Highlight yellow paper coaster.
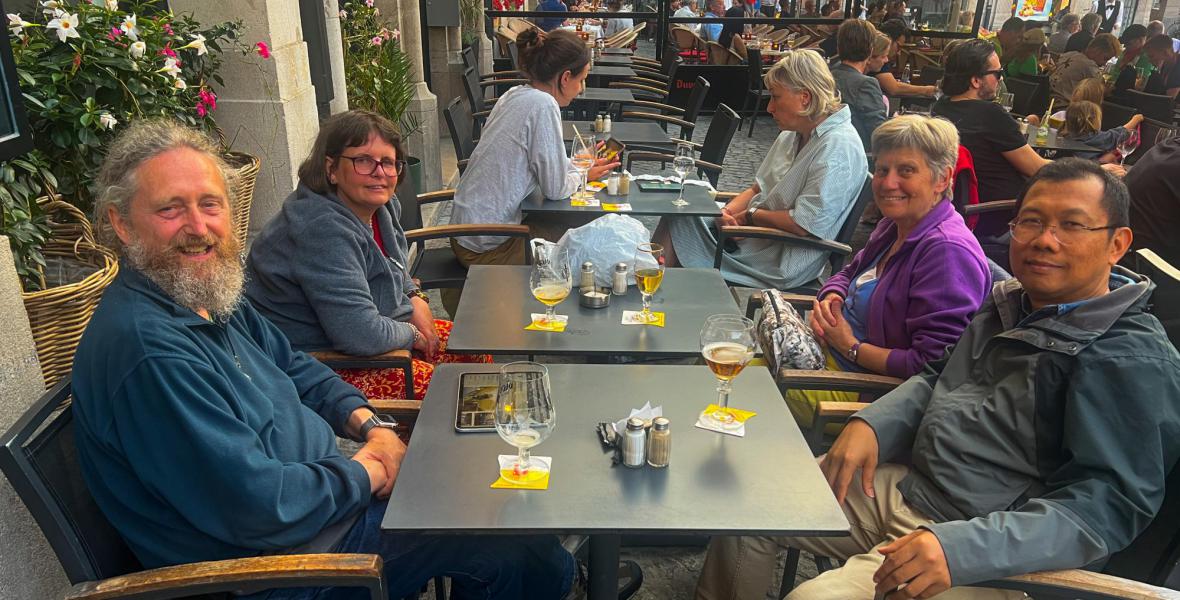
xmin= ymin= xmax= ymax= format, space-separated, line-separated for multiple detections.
xmin=525 ymin=313 xmax=569 ymax=332
xmin=602 ymin=202 xmax=633 ymax=212
xmin=621 ymin=310 xmax=665 ymax=327
xmin=702 ymin=404 xmax=757 ymax=423
xmin=490 ymin=455 xmax=552 ymax=490
xmin=586 ymin=181 xmax=607 ymax=191
xmin=570 ymin=198 xmax=600 ymax=207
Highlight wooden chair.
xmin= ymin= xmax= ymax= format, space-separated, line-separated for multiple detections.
xmin=671 ymin=25 xmax=705 ymax=59
xmin=0 ymin=379 xmax=390 ymax=600
xmin=713 ymin=175 xmax=874 ymax=294
xmin=707 ymin=41 xmax=743 ymax=65
xmin=1127 ymin=90 xmax=1177 ymax=124
xmin=605 ymin=31 xmax=639 ymax=48
xmin=623 ymin=103 xmax=741 ymax=187
xmin=731 ymin=34 xmax=748 ymax=61
xmin=742 ymin=47 xmax=772 ymax=137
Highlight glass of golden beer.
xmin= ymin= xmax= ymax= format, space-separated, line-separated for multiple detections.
xmin=530 ymin=244 xmax=572 ymax=326
xmin=700 ymin=314 xmax=755 ymax=430
xmin=632 ymin=243 xmax=665 ymax=324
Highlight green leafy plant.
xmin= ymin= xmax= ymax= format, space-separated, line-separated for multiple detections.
xmin=459 ymin=0 xmax=486 ymax=47
xmin=2 ymin=0 xmax=262 ymax=290
xmin=339 ymin=0 xmax=418 ymax=135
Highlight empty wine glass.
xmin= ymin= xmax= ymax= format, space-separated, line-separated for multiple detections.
xmin=1157 ymin=127 xmax=1178 ymax=145
xmin=571 ymin=133 xmax=595 ymax=201
xmin=494 ymin=362 xmax=556 ymax=484
xmin=671 ymin=142 xmax=694 ymax=208
xmin=699 ymin=315 xmax=756 ymax=430
xmin=530 ymin=242 xmax=572 ymax=326
xmin=1118 ymin=128 xmax=1141 ymax=166
xmin=998 ymin=92 xmax=1014 ymax=112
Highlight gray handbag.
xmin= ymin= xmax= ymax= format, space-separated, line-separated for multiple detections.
xmin=756 ymin=289 xmax=825 ymax=371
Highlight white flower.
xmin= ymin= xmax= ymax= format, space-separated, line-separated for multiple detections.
xmin=46 ymin=12 xmax=79 ymax=43
xmin=40 ymin=1 xmax=61 ymax=15
xmin=98 ymin=112 xmax=118 ymax=129
xmin=181 ymin=33 xmax=206 ymax=55
xmin=128 ymin=40 xmax=145 ymax=58
xmin=120 ymin=13 xmax=139 ymax=41
xmin=173 ymin=78 xmax=187 ymax=90
xmin=104 ymin=0 xmax=118 ymax=9
xmin=156 ymin=56 xmax=181 ymax=78
xmin=339 ymin=9 xmax=347 ymax=18
xmin=6 ymin=13 xmax=32 ymax=35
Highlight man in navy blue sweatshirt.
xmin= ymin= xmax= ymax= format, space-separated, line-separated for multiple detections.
xmin=71 ymin=119 xmax=574 ymax=600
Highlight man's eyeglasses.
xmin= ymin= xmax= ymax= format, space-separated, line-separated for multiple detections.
xmin=980 ymin=69 xmax=1004 ymax=80
xmin=1008 ymin=217 xmax=1118 ymax=245
xmin=339 ymin=155 xmax=406 ymax=177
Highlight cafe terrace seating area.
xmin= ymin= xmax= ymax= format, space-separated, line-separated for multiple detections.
xmin=1 ymin=1 xmax=1179 ymax=599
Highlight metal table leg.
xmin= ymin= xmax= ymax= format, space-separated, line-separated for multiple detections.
xmin=588 ymin=534 xmax=621 ymax=600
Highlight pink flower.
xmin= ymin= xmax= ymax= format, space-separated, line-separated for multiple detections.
xmin=109 ymin=26 xmax=120 ymax=38
xmin=196 ymin=103 xmax=207 ymax=117
xmin=365 ymin=0 xmax=374 ymax=6
xmin=370 ymin=35 xmax=382 ymax=46
xmin=162 ymin=23 xmax=173 ymax=35
xmin=158 ymin=42 xmax=177 ymax=58
xmin=390 ymin=28 xmax=400 ymax=41
xmin=255 ymin=41 xmax=270 ymax=58
xmin=199 ymin=88 xmax=218 ymax=110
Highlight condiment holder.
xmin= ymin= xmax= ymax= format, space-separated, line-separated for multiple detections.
xmin=579 ymin=286 xmax=612 ymax=309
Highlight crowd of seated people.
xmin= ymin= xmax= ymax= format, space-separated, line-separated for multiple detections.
xmin=57 ymin=7 xmax=1180 ymax=600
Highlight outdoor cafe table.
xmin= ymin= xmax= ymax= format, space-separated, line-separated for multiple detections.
xmin=569 ymin=87 xmax=636 ymax=119
xmin=381 ymin=363 xmax=850 ymax=600
xmin=588 ymin=65 xmax=637 ymax=84
xmin=1026 ymin=129 xmax=1096 ymax=158
xmin=595 ymin=55 xmax=633 ymax=67
xmin=562 ymin=120 xmax=676 ymax=147
xmin=524 ymin=180 xmax=721 ymax=218
xmin=446 ymin=266 xmax=739 ymax=359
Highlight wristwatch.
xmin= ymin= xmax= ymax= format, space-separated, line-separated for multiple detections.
xmin=747 ymin=206 xmax=760 ymax=223
xmin=358 ymin=414 xmax=399 ymax=441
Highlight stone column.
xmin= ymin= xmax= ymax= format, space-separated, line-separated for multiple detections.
xmin=0 ymin=238 xmax=66 ymax=598
xmin=170 ymin=0 xmax=321 ymax=241
xmin=325 ymin=0 xmax=350 ymax=115
xmin=380 ymin=0 xmax=442 ymax=192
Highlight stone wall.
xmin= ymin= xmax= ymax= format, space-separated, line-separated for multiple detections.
xmin=0 ymin=238 xmax=67 ymax=599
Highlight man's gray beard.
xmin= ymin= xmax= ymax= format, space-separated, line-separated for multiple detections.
xmin=124 ymin=236 xmax=245 ymax=321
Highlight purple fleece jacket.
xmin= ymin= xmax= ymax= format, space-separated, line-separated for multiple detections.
xmin=818 ymin=200 xmax=990 ymax=378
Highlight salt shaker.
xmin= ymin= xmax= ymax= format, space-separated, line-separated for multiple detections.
xmin=603 ymin=114 xmax=612 ymax=133
xmin=612 ymin=262 xmax=629 ymax=295
xmin=580 ymin=261 xmax=596 ymax=292
xmin=647 ymin=417 xmax=670 ymax=468
xmin=594 ymin=113 xmax=604 ymax=133
xmin=607 ymin=171 xmax=620 ymax=195
xmin=622 ymin=417 xmax=646 ymax=468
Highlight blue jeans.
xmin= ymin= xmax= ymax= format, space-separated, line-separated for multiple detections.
xmin=252 ymin=501 xmax=575 ymax=600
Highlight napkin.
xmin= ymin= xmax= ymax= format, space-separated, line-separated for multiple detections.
xmin=694 ymin=404 xmax=758 ymax=437
xmin=630 ymin=174 xmax=717 ymax=191
xmin=602 ymin=202 xmax=632 ymax=212
xmin=490 ymin=455 xmax=552 ymax=490
xmin=571 ymin=197 xmax=601 ymax=207
xmin=525 ymin=313 xmax=569 ymax=332
xmin=613 ymin=401 xmax=663 ymax=435
xmin=622 ymin=310 xmax=665 ymax=327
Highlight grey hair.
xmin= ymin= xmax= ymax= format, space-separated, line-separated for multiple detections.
xmin=94 ymin=119 xmax=235 ymax=248
xmin=1059 ymin=12 xmax=1080 ymax=28
xmin=763 ymin=50 xmax=842 ymax=121
xmin=871 ymin=114 xmax=960 ymax=201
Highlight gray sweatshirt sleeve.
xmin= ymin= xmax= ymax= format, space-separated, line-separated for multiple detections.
xmin=292 ymin=214 xmax=417 ymax=355
xmin=855 ymin=77 xmax=887 ymax=149
xmin=926 ymin=354 xmax=1180 ymax=586
xmin=527 ymin=99 xmax=582 ymax=201
xmin=854 ymin=351 xmax=947 ymax=463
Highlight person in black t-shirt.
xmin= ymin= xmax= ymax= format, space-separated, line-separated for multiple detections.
xmin=1143 ymin=34 xmax=1180 ymax=98
xmin=931 ymin=40 xmax=1050 ymax=206
xmin=1065 ymin=12 xmax=1102 ymax=52
xmin=1126 ymin=135 xmax=1180 ymax=265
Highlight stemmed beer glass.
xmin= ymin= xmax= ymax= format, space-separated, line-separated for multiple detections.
xmin=671 ymin=142 xmax=694 ymax=208
xmin=530 ymin=243 xmax=572 ymax=326
xmin=571 ymin=133 xmax=595 ymax=201
xmin=699 ymin=315 xmax=756 ymax=430
xmin=494 ymin=362 xmax=556 ymax=483
xmin=633 ymin=243 xmax=665 ymax=324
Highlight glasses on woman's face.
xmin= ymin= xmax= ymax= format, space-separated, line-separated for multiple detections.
xmin=339 ymin=155 xmax=406 ymax=177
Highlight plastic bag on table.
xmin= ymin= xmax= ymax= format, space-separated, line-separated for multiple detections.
xmin=556 ymin=214 xmax=651 ymax=288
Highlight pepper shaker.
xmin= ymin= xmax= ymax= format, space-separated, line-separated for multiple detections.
xmin=612 ymin=262 xmax=629 ymax=295
xmin=647 ymin=417 xmax=671 ymax=468
xmin=622 ymin=417 xmax=646 ymax=468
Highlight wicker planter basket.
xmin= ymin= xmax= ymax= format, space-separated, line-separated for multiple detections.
xmin=224 ymin=151 xmax=261 ymax=243
xmin=20 ymin=199 xmax=119 ymax=388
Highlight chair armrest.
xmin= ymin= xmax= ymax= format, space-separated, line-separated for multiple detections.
xmin=962 ymin=199 xmax=1017 ymax=217
xmin=777 ymin=369 xmax=904 ymax=393
xmin=715 ymin=191 xmax=741 ymax=200
xmin=66 ymin=554 xmax=384 ymax=600
xmin=479 ymin=78 xmax=528 ymax=88
xmin=985 ymin=569 xmax=1180 ymax=600
xmin=816 ymin=401 xmax=873 ymax=419
xmin=630 ymin=68 xmax=669 ymax=81
xmin=623 ymin=99 xmax=685 ymax=115
xmin=473 ymin=109 xmax=492 ymax=119
xmin=308 ymin=349 xmax=411 ymax=368
xmin=479 ymin=70 xmax=521 ymax=80
xmin=622 ymin=76 xmax=667 ymax=88
xmin=609 ymin=81 xmax=668 ymax=97
xmin=620 ymin=111 xmax=695 ymax=131
xmin=745 ymin=292 xmax=815 ymax=319
xmin=417 ymin=189 xmax=456 ymax=205
xmin=405 ymin=223 xmax=531 ymax=245
xmin=718 ymin=226 xmax=852 ymax=255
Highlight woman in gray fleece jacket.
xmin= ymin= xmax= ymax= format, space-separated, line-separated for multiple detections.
xmin=245 ymin=110 xmax=488 ymax=400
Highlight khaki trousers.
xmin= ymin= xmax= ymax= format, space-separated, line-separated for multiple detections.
xmin=442 ymin=236 xmax=528 ymax=318
xmin=695 ymin=464 xmax=1027 ymax=600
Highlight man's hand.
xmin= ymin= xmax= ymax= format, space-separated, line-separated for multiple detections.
xmin=1101 ymin=162 xmax=1127 ymax=178
xmin=819 ymin=419 xmax=879 ymax=505
xmin=353 ymin=429 xmax=406 ymax=499
xmin=408 ymin=296 xmax=440 ymax=356
xmin=874 ymin=530 xmax=952 ymax=599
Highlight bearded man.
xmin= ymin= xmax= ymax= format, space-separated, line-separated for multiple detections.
xmin=70 ymin=120 xmax=575 ymax=600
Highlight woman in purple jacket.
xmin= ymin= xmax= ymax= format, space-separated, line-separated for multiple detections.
xmin=789 ymin=114 xmax=991 ymax=428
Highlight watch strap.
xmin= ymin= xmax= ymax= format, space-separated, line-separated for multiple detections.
xmin=358 ymin=414 xmax=398 ymax=441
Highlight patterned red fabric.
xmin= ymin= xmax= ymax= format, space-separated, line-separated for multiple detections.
xmin=954 ymin=144 xmax=981 ymax=230
xmin=336 ymin=320 xmax=491 ymax=400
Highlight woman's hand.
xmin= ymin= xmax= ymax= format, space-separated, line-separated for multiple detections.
xmin=587 ymin=154 xmax=621 ymax=182
xmin=813 ymin=292 xmax=844 ymax=330
xmin=408 ymin=296 xmax=440 ymax=356
xmin=1126 ymin=114 xmax=1145 ymax=129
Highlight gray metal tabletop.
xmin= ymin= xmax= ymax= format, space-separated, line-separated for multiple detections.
xmin=562 ymin=121 xmax=676 ymax=146
xmin=523 ymin=181 xmax=721 ymax=217
xmin=588 ymin=65 xmax=636 ymax=78
xmin=447 ymin=266 xmax=739 ymax=357
xmin=595 ymin=55 xmax=633 ymax=66
xmin=1026 ymin=129 xmax=1096 ymax=156
xmin=571 ymin=87 xmax=636 ymax=103
xmin=380 ymin=363 xmax=849 ymax=599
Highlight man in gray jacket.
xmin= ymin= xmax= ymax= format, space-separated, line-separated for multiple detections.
xmin=696 ymin=158 xmax=1180 ymax=599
